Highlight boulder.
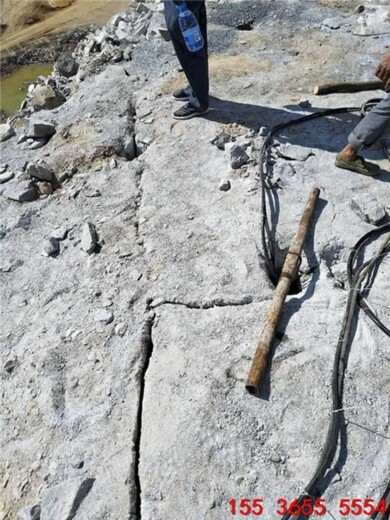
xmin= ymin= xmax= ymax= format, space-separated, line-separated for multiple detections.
xmin=55 ymin=53 xmax=79 ymax=78
xmin=31 ymin=85 xmax=66 ymax=111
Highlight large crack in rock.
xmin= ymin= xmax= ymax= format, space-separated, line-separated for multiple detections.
xmin=129 ymin=314 xmax=156 ymax=520
xmin=139 ymin=288 xmax=389 ymax=520
xmin=0 ymin=1 xmax=389 ymax=518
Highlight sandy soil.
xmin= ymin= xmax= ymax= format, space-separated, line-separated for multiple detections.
xmin=0 ymin=0 xmax=132 ymax=53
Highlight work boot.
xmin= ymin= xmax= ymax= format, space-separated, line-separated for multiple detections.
xmin=172 ymin=103 xmax=210 ymax=120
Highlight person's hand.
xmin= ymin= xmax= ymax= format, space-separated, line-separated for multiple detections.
xmin=375 ymin=52 xmax=390 ymax=92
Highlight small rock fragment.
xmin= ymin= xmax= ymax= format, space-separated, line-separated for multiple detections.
xmin=17 ymin=133 xmax=28 ymax=144
xmin=211 ymin=131 xmax=233 ymax=151
xmin=321 ymin=18 xmax=341 ymax=30
xmin=4 ymin=181 xmax=38 ymax=202
xmin=27 ymin=121 xmax=56 ymax=138
xmin=29 ymin=137 xmax=49 ymax=150
xmin=42 ymin=237 xmax=60 ymax=257
xmin=226 ymin=143 xmax=250 ymax=169
xmin=40 ymin=478 xmax=94 ymax=520
xmin=18 ymin=504 xmax=41 ymax=520
xmin=27 ymin=161 xmax=54 ymax=182
xmin=51 ymin=225 xmax=69 ymax=241
xmin=219 ymin=179 xmax=231 ymax=192
xmin=109 ymin=158 xmax=117 ymax=169
xmin=298 ymin=99 xmax=311 ymax=108
xmin=81 ymin=222 xmax=98 ymax=254
xmin=36 ymin=181 xmax=53 ymax=196
xmin=122 ymin=135 xmax=136 ymax=160
xmin=330 ymin=261 xmax=348 ymax=289
xmin=55 ymin=53 xmax=79 ymax=78
xmin=259 ymin=126 xmax=268 ymax=137
xmin=351 ymin=193 xmax=386 ymax=225
xmin=115 ymin=323 xmax=127 ymax=336
xmin=0 ymin=171 xmax=14 ymax=184
xmin=4 ymin=358 xmax=16 ymax=373
xmin=95 ymin=309 xmax=114 ymax=325
xmin=0 ymin=123 xmax=15 ymax=142
xmin=158 ymin=27 xmax=171 ymax=41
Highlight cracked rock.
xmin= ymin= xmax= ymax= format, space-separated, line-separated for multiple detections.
xmin=351 ymin=193 xmax=386 ymax=225
xmin=41 ymin=478 xmax=95 ymax=520
xmin=18 ymin=504 xmax=41 ymax=520
xmin=0 ymin=124 xmax=15 ymax=142
xmin=277 ymin=143 xmax=313 ymax=161
xmin=226 ymin=142 xmax=250 ymax=169
xmin=3 ymin=181 xmax=38 ymax=202
xmin=81 ymin=222 xmax=99 ymax=254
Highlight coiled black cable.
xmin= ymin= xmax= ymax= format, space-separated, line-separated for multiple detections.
xmin=258 ymin=101 xmax=390 ymax=520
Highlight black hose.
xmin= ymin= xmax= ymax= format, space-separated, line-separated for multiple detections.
xmin=257 ymin=101 xmax=390 ymax=519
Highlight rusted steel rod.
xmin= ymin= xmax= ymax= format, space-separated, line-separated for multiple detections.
xmin=246 ymin=187 xmax=320 ymax=395
xmin=314 ymin=80 xmax=384 ymax=95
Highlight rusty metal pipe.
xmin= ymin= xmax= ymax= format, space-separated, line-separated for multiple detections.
xmin=314 ymin=80 xmax=383 ymax=95
xmin=246 ymin=187 xmax=320 ymax=395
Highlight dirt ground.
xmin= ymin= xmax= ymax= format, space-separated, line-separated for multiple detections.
xmin=0 ymin=0 xmax=132 ymax=53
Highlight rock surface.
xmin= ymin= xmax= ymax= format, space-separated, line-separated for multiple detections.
xmin=0 ymin=2 xmax=389 ymax=520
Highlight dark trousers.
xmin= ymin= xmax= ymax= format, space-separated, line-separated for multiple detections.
xmin=164 ymin=0 xmax=209 ymax=109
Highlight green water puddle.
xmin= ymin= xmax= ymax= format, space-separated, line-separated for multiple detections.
xmin=0 ymin=63 xmax=53 ymax=119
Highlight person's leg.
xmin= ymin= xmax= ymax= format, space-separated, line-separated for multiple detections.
xmin=336 ymin=94 xmax=390 ymax=175
xmin=164 ymin=0 xmax=209 ymax=110
xmin=339 ymin=94 xmax=390 ymax=160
